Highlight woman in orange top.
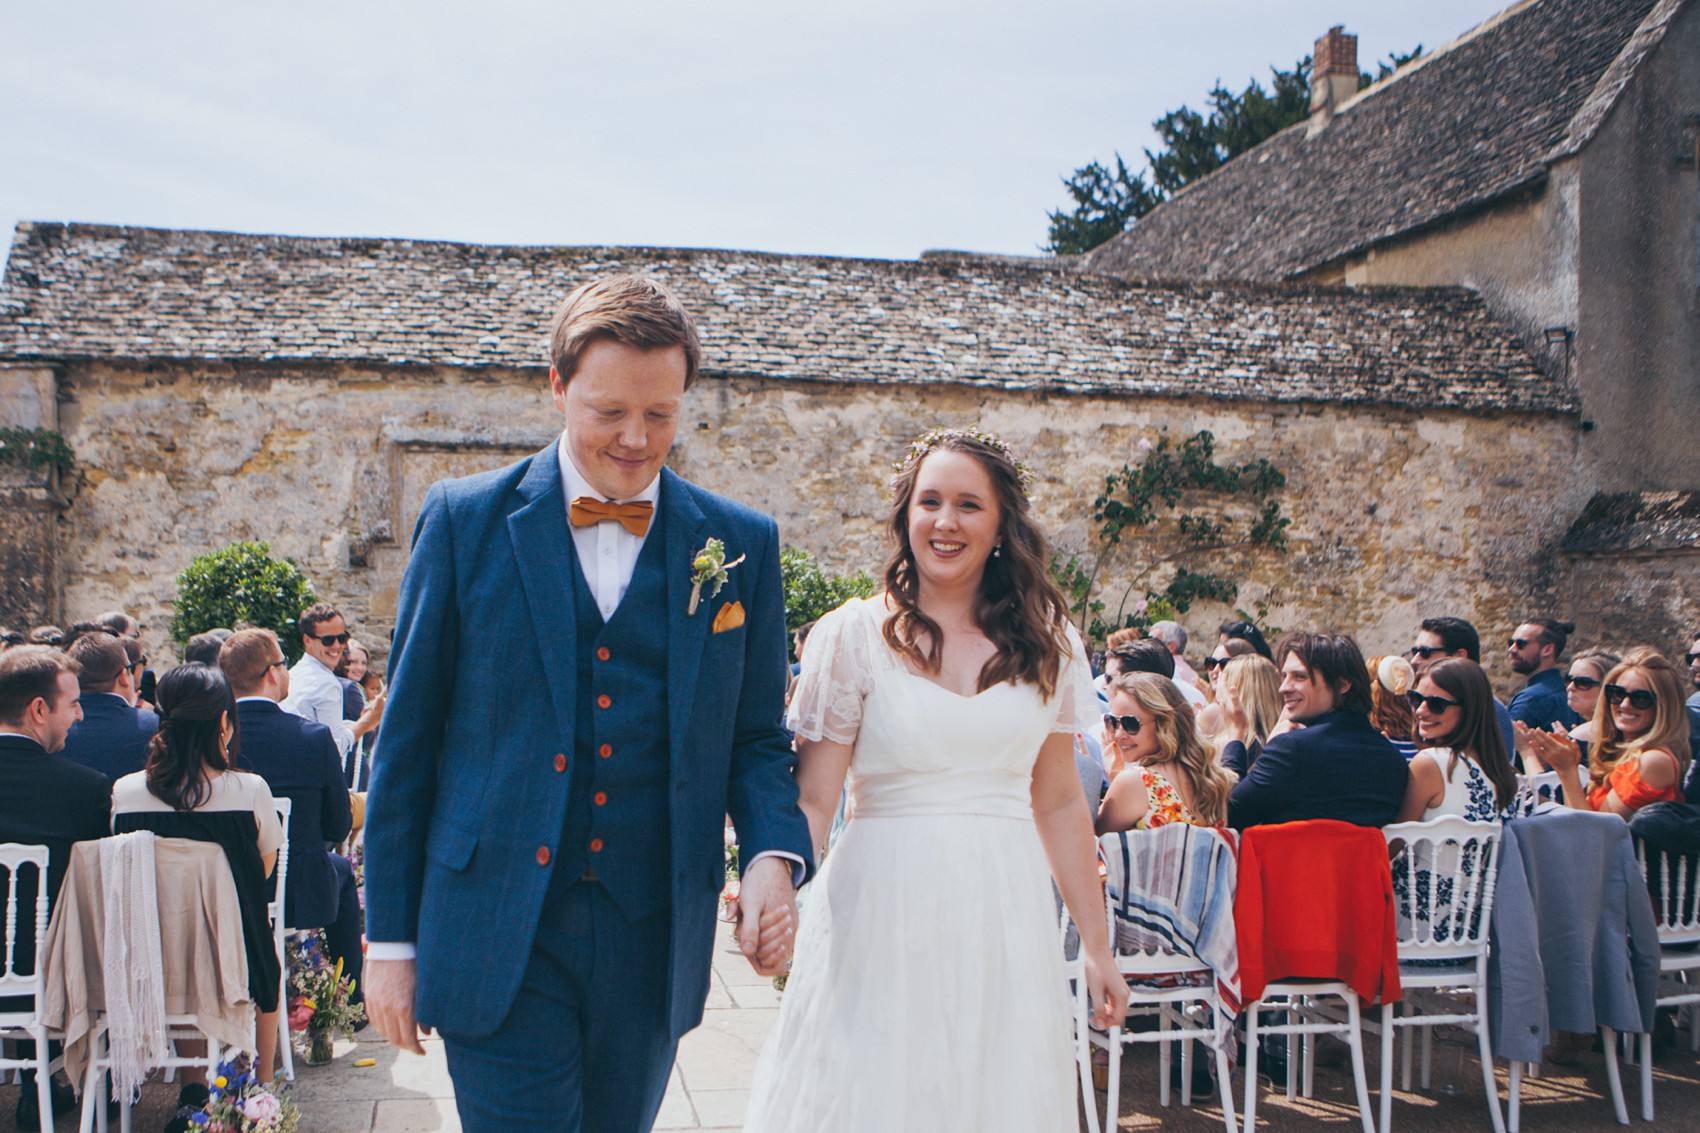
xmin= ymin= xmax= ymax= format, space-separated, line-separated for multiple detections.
xmin=1528 ymin=647 xmax=1691 ymax=817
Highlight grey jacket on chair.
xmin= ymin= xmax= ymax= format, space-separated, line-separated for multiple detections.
xmin=1488 ymin=807 xmax=1659 ymax=1063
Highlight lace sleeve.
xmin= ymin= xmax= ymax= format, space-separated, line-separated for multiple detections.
xmin=1050 ymin=624 xmax=1103 ymax=736
xmin=786 ymin=599 xmax=874 ymax=745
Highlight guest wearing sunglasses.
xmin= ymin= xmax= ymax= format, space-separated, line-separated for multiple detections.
xmin=1409 ymin=616 xmax=1517 ymax=766
xmin=1095 ymin=672 xmax=1234 ymax=833
xmin=1396 ymin=659 xmax=1517 ymax=823
xmin=1526 ymin=648 xmax=1690 ymax=818
xmin=280 ymin=603 xmax=384 ymax=778
xmin=1507 ymin=617 xmax=1581 ymax=734
xmin=1685 ymin=632 xmax=1700 ymax=711
xmin=1562 ymin=650 xmax=1619 ymax=749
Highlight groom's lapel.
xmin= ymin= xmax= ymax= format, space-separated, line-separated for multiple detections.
xmin=507 ymin=441 xmax=580 ymax=745
xmin=663 ymin=468 xmax=710 ymax=772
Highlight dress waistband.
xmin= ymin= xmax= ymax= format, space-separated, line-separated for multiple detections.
xmin=851 ymin=769 xmax=1033 ymax=820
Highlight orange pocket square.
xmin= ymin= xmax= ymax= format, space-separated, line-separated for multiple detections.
xmin=711 ymin=601 xmax=746 ymax=634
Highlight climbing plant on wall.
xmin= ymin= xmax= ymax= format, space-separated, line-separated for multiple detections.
xmin=1051 ymin=429 xmax=1291 ymax=647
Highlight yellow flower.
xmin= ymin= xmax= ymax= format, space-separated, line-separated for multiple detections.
xmin=215 ymin=1076 xmax=228 ymax=1088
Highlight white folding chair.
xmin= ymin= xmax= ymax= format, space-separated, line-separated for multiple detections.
xmin=1630 ymin=843 xmax=1700 ymax=1120
xmin=1511 ymin=771 xmax=1562 ymax=816
xmin=1093 ymin=829 xmax=1238 ymax=1133
xmin=1060 ymin=899 xmax=1102 ymax=1133
xmin=269 ymin=798 xmax=294 ymax=1081
xmin=1374 ymin=817 xmax=1506 ymax=1133
xmin=0 ymin=844 xmax=56 ymax=1127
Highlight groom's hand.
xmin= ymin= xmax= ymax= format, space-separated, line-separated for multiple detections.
xmin=736 ymin=856 xmax=797 ymax=977
xmin=366 ymin=957 xmax=432 ymax=1055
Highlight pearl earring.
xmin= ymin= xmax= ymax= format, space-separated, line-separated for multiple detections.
xmin=992 ymin=545 xmax=1002 ymax=558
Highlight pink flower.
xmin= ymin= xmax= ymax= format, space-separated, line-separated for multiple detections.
xmin=240 ymin=1092 xmax=281 ymax=1123
xmin=287 ymin=999 xmax=314 ymax=1032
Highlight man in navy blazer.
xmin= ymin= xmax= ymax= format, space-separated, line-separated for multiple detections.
xmin=1226 ymin=631 xmax=1409 ymax=829
xmin=59 ymin=632 xmax=158 ymax=781
xmin=363 ymin=276 xmax=814 ymax=1133
xmin=218 ymin=628 xmax=362 ymax=998
xmin=0 ymin=647 xmax=110 ymax=1131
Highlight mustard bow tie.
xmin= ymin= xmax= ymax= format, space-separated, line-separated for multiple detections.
xmin=570 ymin=496 xmax=654 ymax=537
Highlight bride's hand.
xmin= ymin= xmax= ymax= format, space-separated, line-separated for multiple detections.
xmin=1083 ymin=948 xmax=1130 ymax=1029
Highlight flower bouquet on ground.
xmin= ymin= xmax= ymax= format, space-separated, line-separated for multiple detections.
xmin=183 ymin=1054 xmax=299 ymax=1133
xmin=285 ymin=930 xmax=364 ymax=1065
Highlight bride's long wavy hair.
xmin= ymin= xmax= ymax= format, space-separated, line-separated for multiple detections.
xmin=882 ymin=432 xmax=1072 ymax=698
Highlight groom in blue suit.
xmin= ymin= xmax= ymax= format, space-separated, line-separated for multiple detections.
xmin=363 ymin=275 xmax=814 ymax=1133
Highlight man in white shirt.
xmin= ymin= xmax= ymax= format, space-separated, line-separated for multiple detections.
xmin=281 ymin=604 xmax=383 ymax=776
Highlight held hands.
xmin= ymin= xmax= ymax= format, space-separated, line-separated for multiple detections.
xmin=365 ymin=957 xmax=431 ymax=1055
xmin=733 ymin=856 xmax=797 ymax=977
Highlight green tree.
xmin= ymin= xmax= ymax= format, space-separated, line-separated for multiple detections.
xmin=1050 ymin=430 xmax=1291 ymax=647
xmin=781 ymin=547 xmax=877 ymax=660
xmin=171 ymin=542 xmax=319 ymax=663
xmin=1046 ymin=45 xmax=1422 ymax=255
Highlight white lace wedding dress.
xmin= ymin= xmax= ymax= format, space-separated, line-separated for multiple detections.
xmin=744 ymin=597 xmax=1097 ymax=1132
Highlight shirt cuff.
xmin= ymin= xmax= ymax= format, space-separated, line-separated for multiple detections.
xmin=745 ymin=850 xmax=806 ymax=888
xmin=365 ymin=941 xmax=417 ymax=961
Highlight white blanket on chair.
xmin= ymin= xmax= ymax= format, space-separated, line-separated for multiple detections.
xmin=100 ymin=831 xmax=167 ymax=1100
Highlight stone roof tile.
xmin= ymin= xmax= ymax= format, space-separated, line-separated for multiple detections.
xmin=1083 ymin=0 xmax=1673 ymax=282
xmin=0 ymin=222 xmax=1571 ymax=413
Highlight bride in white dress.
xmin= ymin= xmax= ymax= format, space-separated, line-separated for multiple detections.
xmin=744 ymin=427 xmax=1128 ymax=1132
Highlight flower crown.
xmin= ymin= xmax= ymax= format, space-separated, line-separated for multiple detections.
xmin=890 ymin=424 xmax=1035 ymax=499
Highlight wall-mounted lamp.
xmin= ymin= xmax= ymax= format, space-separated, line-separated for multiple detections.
xmin=1543 ymin=326 xmax=1573 ymax=346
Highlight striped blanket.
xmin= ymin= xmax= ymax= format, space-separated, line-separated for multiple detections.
xmin=1101 ymin=823 xmax=1242 ymax=1051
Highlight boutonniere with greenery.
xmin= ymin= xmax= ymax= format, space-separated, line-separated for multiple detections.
xmin=688 ymin=538 xmax=745 ymax=616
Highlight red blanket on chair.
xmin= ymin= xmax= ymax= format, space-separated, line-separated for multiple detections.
xmin=1234 ymin=819 xmax=1401 ymax=1005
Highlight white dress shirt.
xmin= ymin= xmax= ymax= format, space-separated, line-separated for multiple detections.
xmin=280 ymin=652 xmax=355 ymax=759
xmin=559 ymin=439 xmax=661 ymax=620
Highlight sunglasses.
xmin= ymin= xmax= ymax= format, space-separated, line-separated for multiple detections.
xmin=311 ymin=632 xmax=351 ymax=646
xmin=1508 ymin=638 xmax=1535 ymax=650
xmin=1203 ymin=656 xmax=1228 ymax=671
xmin=1407 ymin=691 xmax=1463 ymax=714
xmin=1102 ymin=713 xmax=1144 ymax=735
xmin=269 ymin=658 xmax=288 ymax=671
xmin=1408 ymin=645 xmax=1449 ymax=659
xmin=1565 ymin=674 xmax=1601 ymax=690
xmin=1604 ymin=684 xmax=1657 ymax=711
xmin=1686 ymin=652 xmax=1699 ymax=667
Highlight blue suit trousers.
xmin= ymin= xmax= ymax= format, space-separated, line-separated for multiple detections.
xmin=439 ymin=881 xmax=677 ymax=1133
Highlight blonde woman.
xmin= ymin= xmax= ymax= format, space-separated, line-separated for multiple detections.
xmin=1096 ymin=672 xmax=1235 ymax=831
xmin=1215 ymin=653 xmax=1282 ymax=778
xmin=1527 ymin=648 xmax=1690 ymax=817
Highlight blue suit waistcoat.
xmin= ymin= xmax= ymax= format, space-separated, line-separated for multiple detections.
xmin=363 ymin=442 xmax=814 ymax=1040
xmin=552 ymin=502 xmax=673 ymax=919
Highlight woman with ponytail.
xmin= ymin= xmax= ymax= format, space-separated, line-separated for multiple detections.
xmin=110 ymin=664 xmax=285 ymax=1081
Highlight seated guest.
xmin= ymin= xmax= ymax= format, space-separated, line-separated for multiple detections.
xmin=1194 ymin=637 xmax=1255 ymax=742
xmin=1397 ymin=659 xmax=1517 ymax=823
xmin=1560 ymin=650 xmax=1620 ymax=753
xmin=1096 ymin=672 xmax=1233 ymax=832
xmin=1226 ymin=631 xmax=1408 ymax=830
xmin=1219 ymin=619 xmax=1273 ymax=661
xmin=1106 ymin=637 xmax=1206 ymax=708
xmin=281 ymin=604 xmax=383 ymax=783
xmin=219 ymin=628 xmax=363 ymax=1003
xmin=0 ymin=647 xmax=110 ymax=1131
xmin=111 ymin=665 xmax=284 ymax=1082
xmin=1214 ymin=652 xmax=1281 ymax=776
xmin=183 ymin=628 xmax=234 ymax=666
xmin=27 ymin=626 xmax=64 ymax=647
xmin=1507 ymin=617 xmax=1582 ymax=733
xmin=58 ymin=632 xmax=158 ymax=781
xmin=1410 ymin=615 xmax=1516 ymax=763
xmin=1148 ymin=620 xmax=1201 ymax=687
xmin=1367 ymin=655 xmax=1419 ymax=760
xmin=1529 ymin=648 xmax=1690 ymax=819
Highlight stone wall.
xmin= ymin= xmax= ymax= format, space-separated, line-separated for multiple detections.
xmin=44 ymin=359 xmax=1613 ymax=695
xmin=0 ymin=363 xmax=68 ymax=629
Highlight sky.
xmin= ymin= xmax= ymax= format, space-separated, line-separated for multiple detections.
xmin=1 ymin=1 xmax=1514 ymax=263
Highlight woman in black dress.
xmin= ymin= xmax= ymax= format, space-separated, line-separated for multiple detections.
xmin=111 ymin=664 xmax=284 ymax=1081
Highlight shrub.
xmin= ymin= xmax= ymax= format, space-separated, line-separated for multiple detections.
xmin=781 ymin=547 xmax=877 ymax=660
xmin=172 ymin=542 xmax=318 ymax=663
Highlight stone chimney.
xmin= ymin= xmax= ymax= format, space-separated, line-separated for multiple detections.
xmin=1308 ymin=25 xmax=1359 ymax=133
